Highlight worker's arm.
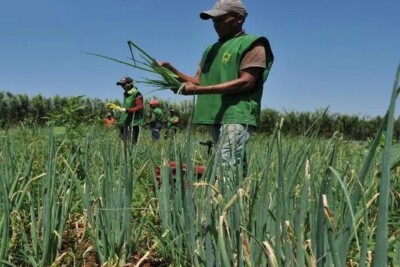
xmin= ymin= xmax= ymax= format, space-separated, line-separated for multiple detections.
xmin=182 ymin=40 xmax=270 ymax=95
xmin=125 ymin=95 xmax=144 ymax=113
xmin=158 ymin=62 xmax=200 ymax=85
xmin=183 ymin=67 xmax=263 ymax=95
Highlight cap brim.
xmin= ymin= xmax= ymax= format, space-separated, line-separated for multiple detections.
xmin=200 ymin=9 xmax=228 ymax=20
xmin=117 ymin=81 xmax=133 ymax=85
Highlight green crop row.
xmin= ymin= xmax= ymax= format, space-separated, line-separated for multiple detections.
xmin=0 ymin=65 xmax=399 ymax=266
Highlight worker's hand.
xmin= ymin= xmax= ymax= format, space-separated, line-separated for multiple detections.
xmin=181 ymin=82 xmax=198 ymax=95
xmin=113 ymin=106 xmax=126 ymax=112
xmin=158 ymin=61 xmax=176 ymax=73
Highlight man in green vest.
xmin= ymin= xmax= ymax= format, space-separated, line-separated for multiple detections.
xmin=159 ymin=0 xmax=273 ymax=176
xmin=147 ymin=99 xmax=164 ymax=141
xmin=115 ymin=76 xmax=144 ymax=143
xmin=165 ymin=108 xmax=182 ymax=139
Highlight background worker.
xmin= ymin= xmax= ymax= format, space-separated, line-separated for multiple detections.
xmin=147 ymin=99 xmax=164 ymax=141
xmin=103 ymin=112 xmax=116 ymax=128
xmin=165 ymin=108 xmax=181 ymax=139
xmin=159 ymin=0 xmax=274 ymax=176
xmin=114 ymin=76 xmax=144 ymax=143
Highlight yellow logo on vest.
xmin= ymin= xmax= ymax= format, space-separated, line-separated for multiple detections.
xmin=222 ymin=52 xmax=232 ymax=64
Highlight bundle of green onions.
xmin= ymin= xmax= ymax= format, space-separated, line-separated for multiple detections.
xmin=86 ymin=41 xmax=184 ymax=94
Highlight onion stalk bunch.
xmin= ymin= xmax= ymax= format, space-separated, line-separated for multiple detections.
xmin=86 ymin=41 xmax=184 ymax=94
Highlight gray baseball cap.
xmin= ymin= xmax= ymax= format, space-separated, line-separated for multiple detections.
xmin=116 ymin=76 xmax=133 ymax=86
xmin=200 ymin=0 xmax=247 ymax=20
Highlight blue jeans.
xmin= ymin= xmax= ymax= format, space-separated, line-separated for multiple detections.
xmin=152 ymin=121 xmax=163 ymax=141
xmin=208 ymin=124 xmax=252 ymax=176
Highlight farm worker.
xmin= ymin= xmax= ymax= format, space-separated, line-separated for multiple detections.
xmin=165 ymin=109 xmax=181 ymax=139
xmin=147 ymin=99 xmax=164 ymax=141
xmin=103 ymin=113 xmax=116 ymax=128
xmin=108 ymin=76 xmax=144 ymax=143
xmin=158 ymin=0 xmax=274 ymax=177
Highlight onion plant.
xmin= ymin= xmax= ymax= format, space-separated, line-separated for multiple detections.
xmin=0 ymin=61 xmax=399 ymax=266
xmin=73 ymin=134 xmax=147 ymax=266
xmin=372 ymin=64 xmax=400 ymax=266
xmin=149 ymin=64 xmax=400 ymax=266
xmin=0 ymin=130 xmax=75 ymax=266
xmin=86 ymin=41 xmax=183 ymax=94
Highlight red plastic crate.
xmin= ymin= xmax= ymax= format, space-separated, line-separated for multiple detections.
xmin=154 ymin=161 xmax=206 ymax=190
xmin=155 ymin=161 xmax=206 ymax=179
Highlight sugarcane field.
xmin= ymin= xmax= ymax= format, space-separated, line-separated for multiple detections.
xmin=2 ymin=1 xmax=400 ymax=266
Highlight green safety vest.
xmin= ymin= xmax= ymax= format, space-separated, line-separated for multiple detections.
xmin=118 ymin=91 xmax=144 ymax=126
xmin=193 ymin=34 xmax=273 ymax=127
xmin=152 ymin=107 xmax=164 ymax=122
xmin=167 ymin=115 xmax=180 ymax=130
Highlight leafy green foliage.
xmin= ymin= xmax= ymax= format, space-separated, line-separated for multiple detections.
xmin=2 ymin=90 xmax=400 ymax=141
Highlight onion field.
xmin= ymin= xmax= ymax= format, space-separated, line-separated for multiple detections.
xmin=0 ymin=110 xmax=400 ymax=267
xmin=0 ymin=67 xmax=399 ymax=266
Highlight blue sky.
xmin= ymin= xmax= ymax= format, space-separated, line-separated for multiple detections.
xmin=1 ymin=0 xmax=399 ymax=118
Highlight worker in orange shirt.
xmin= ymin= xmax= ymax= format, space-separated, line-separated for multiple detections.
xmin=103 ymin=113 xmax=116 ymax=128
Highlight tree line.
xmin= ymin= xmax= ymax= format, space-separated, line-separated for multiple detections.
xmin=0 ymin=91 xmax=397 ymax=141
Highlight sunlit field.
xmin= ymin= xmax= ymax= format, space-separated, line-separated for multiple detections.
xmin=0 ymin=65 xmax=399 ymax=267
xmin=1 ymin=109 xmax=400 ymax=267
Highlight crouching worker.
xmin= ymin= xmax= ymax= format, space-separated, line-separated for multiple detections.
xmin=165 ymin=109 xmax=181 ymax=139
xmin=103 ymin=113 xmax=116 ymax=128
